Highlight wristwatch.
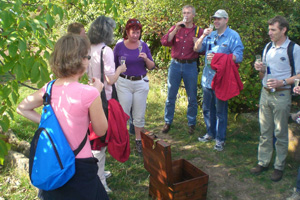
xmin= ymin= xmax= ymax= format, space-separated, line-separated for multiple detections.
xmin=283 ymin=79 xmax=287 ymax=86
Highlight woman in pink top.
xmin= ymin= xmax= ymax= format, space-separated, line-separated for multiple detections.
xmin=17 ymin=34 xmax=109 ymax=200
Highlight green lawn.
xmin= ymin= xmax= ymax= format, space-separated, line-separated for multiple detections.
xmin=1 ymin=70 xmax=299 ymax=199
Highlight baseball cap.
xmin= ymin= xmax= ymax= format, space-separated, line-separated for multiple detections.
xmin=212 ymin=9 xmax=228 ymax=18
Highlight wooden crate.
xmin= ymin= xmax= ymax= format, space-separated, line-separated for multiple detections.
xmin=141 ymin=132 xmax=209 ymax=200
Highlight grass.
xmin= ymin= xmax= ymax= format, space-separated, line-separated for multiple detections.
xmin=1 ymin=70 xmax=300 ymax=199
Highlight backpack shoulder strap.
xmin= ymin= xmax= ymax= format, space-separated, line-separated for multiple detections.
xmin=262 ymin=42 xmax=272 ymax=63
xmin=195 ymin=26 xmax=201 ymax=38
xmin=43 ymin=80 xmax=56 ymax=106
xmin=43 ymin=79 xmax=88 ymax=156
xmin=288 ymin=41 xmax=295 ymax=76
xmin=266 ymin=42 xmax=272 ymax=54
xmin=73 ymin=133 xmax=88 ymax=156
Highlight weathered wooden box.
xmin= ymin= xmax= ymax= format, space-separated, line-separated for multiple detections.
xmin=141 ymin=132 xmax=209 ymax=200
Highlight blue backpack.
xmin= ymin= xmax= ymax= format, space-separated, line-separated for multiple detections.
xmin=29 ymin=80 xmax=87 ymax=191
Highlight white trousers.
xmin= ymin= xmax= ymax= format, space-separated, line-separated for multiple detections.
xmin=92 ymin=147 xmax=107 ymax=186
xmin=116 ymin=76 xmax=149 ymax=127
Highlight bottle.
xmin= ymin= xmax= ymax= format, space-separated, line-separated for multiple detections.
xmin=267 ymin=66 xmax=276 ymax=92
xmin=207 ymin=43 xmax=213 ymax=65
xmin=180 ymin=17 xmax=187 ymax=28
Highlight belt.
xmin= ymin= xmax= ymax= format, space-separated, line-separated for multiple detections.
xmin=174 ymin=58 xmax=198 ymax=64
xmin=120 ymin=74 xmax=146 ymax=81
xmin=263 ymin=87 xmax=290 ymax=93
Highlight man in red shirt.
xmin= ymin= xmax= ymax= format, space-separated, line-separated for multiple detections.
xmin=161 ymin=5 xmax=203 ymax=134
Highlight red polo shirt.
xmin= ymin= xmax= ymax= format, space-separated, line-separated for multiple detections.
xmin=161 ymin=24 xmax=203 ymax=60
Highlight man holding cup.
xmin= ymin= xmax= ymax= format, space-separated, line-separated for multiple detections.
xmin=251 ymin=16 xmax=300 ymax=182
xmin=194 ymin=9 xmax=244 ymax=151
xmin=161 ymin=5 xmax=203 ymax=134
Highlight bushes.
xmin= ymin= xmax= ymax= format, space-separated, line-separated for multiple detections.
xmin=60 ymin=0 xmax=300 ymax=112
xmin=114 ymin=0 xmax=300 ymax=112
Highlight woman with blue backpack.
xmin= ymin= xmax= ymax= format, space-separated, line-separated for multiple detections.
xmin=17 ymin=34 xmax=109 ymax=200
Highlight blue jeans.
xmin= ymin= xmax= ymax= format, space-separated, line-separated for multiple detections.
xmin=297 ymin=167 xmax=300 ymax=192
xmin=202 ymin=87 xmax=228 ymax=142
xmin=164 ymin=59 xmax=198 ymax=126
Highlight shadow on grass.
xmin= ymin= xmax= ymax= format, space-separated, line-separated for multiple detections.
xmin=5 ymin=73 xmax=300 ymax=200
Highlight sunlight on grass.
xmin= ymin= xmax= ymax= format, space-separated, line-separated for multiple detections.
xmin=3 ymin=72 xmax=300 ymax=199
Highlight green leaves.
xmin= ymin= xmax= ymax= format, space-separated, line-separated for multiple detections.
xmin=18 ymin=40 xmax=27 ymax=52
xmin=53 ymin=5 xmax=64 ymax=20
xmin=46 ymin=14 xmax=55 ymax=28
xmin=0 ymin=136 xmax=11 ymax=165
xmin=0 ymin=115 xmax=10 ymax=133
xmin=8 ymin=44 xmax=18 ymax=58
xmin=31 ymin=62 xmax=41 ymax=83
xmin=1 ymin=10 xmax=15 ymax=29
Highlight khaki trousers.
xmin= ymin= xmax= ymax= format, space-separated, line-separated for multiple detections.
xmin=257 ymin=88 xmax=291 ymax=170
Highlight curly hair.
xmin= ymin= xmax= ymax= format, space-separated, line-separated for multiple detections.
xmin=88 ymin=16 xmax=116 ymax=45
xmin=49 ymin=34 xmax=90 ymax=78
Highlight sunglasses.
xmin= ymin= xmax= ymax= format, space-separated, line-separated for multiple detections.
xmin=214 ymin=35 xmax=219 ymax=45
xmin=129 ymin=20 xmax=140 ymax=24
xmin=83 ymin=55 xmax=91 ymax=60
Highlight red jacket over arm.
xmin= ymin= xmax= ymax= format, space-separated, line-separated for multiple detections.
xmin=211 ymin=53 xmax=243 ymax=101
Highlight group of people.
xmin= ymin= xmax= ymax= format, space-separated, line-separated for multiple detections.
xmin=68 ymin=17 xmax=154 ymax=195
xmin=15 ymin=3 xmax=300 ymax=200
xmin=161 ymin=6 xmax=244 ymax=153
xmin=17 ymin=16 xmax=154 ymax=199
xmin=161 ymin=5 xmax=300 ymax=200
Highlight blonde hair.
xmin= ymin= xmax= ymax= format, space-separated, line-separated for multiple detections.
xmin=50 ymin=34 xmax=90 ymax=78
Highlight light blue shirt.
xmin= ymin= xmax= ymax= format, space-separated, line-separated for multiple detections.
xmin=262 ymin=38 xmax=300 ymax=88
xmin=199 ymin=26 xmax=244 ymax=88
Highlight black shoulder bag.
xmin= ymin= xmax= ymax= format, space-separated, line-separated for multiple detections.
xmin=98 ymin=46 xmax=119 ymax=142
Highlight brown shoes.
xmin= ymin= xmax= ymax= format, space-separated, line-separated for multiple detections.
xmin=270 ymin=169 xmax=283 ymax=182
xmin=162 ymin=124 xmax=195 ymax=134
xmin=188 ymin=125 xmax=195 ymax=135
xmin=250 ymin=165 xmax=283 ymax=182
xmin=162 ymin=123 xmax=171 ymax=133
xmin=250 ymin=165 xmax=268 ymax=175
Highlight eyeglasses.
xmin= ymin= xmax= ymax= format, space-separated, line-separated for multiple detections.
xmin=214 ymin=35 xmax=219 ymax=45
xmin=83 ymin=55 xmax=91 ymax=60
xmin=129 ymin=20 xmax=140 ymax=24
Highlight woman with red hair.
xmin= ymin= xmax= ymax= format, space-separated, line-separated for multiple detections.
xmin=113 ymin=19 xmax=155 ymax=153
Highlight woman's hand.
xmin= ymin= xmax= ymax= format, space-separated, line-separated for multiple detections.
xmin=117 ymin=64 xmax=127 ymax=73
xmin=138 ymin=52 xmax=148 ymax=60
xmin=90 ymin=78 xmax=104 ymax=93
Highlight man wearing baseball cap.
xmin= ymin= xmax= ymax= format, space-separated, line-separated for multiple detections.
xmin=194 ymin=9 xmax=244 ymax=151
xmin=212 ymin=9 xmax=229 ymax=18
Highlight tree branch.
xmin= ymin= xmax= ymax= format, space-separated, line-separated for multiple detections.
xmin=69 ymin=3 xmax=94 ymax=21
xmin=0 ymin=60 xmax=39 ymax=91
